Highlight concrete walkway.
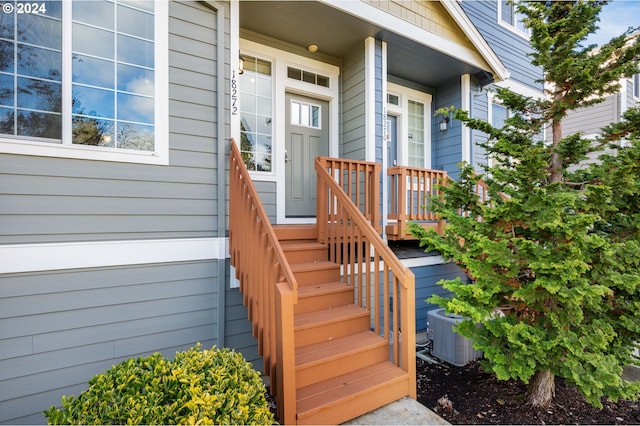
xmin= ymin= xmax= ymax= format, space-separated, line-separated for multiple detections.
xmin=342 ymin=397 xmax=449 ymax=425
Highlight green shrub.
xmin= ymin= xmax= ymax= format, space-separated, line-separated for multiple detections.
xmin=44 ymin=344 xmax=275 ymax=425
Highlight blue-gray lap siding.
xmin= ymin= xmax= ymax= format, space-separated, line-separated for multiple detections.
xmin=413 ymin=262 xmax=469 ymax=332
xmin=374 ymin=261 xmax=468 ymax=333
xmin=0 ymin=260 xmax=223 ymax=424
xmin=342 ymin=41 xmax=367 ymax=160
xmin=0 ymin=1 xmax=242 ymax=423
xmin=460 ymin=1 xmax=542 ymax=92
xmin=433 ymin=78 xmax=463 ymax=179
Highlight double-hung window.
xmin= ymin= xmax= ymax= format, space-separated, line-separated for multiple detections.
xmin=499 ymin=0 xmax=529 ymax=37
xmin=0 ymin=0 xmax=167 ymax=164
xmin=633 ymin=74 xmax=640 ymax=100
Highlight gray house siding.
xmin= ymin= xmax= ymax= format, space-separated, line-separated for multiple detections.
xmin=253 ymin=180 xmax=277 ymax=222
xmin=461 ymin=1 xmax=541 ymax=91
xmin=414 ymin=262 xmax=468 ymax=332
xmin=0 ymin=2 xmax=231 ymax=424
xmin=374 ymin=39 xmax=384 ymax=164
xmin=0 ymin=260 xmax=221 ymax=424
xmin=342 ymin=41 xmax=367 ymax=160
xmin=224 ymin=285 xmax=262 ymax=371
xmin=433 ymin=78 xmax=463 ymax=179
xmin=1 ymin=1 xmax=222 ymax=244
xmin=562 ymin=94 xmax=619 ymax=137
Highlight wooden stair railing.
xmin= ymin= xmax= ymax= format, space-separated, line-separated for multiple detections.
xmin=315 ymin=157 xmax=416 ymax=397
xmin=386 ymin=167 xmax=495 ymax=239
xmin=317 ymin=157 xmax=382 ymax=234
xmin=387 ymin=166 xmax=447 ymax=240
xmin=229 ymin=139 xmax=297 ymax=423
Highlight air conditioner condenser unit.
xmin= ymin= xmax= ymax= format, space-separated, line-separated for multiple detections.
xmin=427 ymin=308 xmax=483 ymax=367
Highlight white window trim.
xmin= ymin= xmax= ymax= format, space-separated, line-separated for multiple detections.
xmin=633 ymin=74 xmax=640 ymax=101
xmin=497 ymin=0 xmax=530 ymax=39
xmin=387 ymin=82 xmax=432 ymax=169
xmin=240 ymin=39 xmax=340 ymax=225
xmin=0 ymin=1 xmax=169 ymax=165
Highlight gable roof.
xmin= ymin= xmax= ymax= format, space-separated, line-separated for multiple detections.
xmin=439 ymin=0 xmax=510 ymax=82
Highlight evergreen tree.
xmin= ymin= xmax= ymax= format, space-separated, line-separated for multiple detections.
xmin=412 ymin=1 xmax=640 ymax=408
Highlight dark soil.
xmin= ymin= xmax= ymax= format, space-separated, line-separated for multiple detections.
xmin=416 ymin=357 xmax=640 ymax=425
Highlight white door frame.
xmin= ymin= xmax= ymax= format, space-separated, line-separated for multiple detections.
xmin=386 ymin=82 xmax=432 ymax=169
xmin=239 ymin=39 xmax=339 ymax=225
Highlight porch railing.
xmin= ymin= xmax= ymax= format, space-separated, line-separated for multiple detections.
xmin=315 ymin=157 xmax=416 ymax=397
xmin=229 ymin=139 xmax=297 ymax=424
xmin=387 ymin=166 xmax=448 ymax=238
xmin=316 ymin=157 xmax=382 ymax=234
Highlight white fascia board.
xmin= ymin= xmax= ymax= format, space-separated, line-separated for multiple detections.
xmin=320 ymin=0 xmax=495 ymax=75
xmin=0 ymin=238 xmax=228 ymax=274
xmin=440 ymin=0 xmax=510 ymax=82
xmin=494 ymin=78 xmax=544 ymax=99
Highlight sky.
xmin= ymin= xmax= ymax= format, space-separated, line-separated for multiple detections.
xmin=585 ymin=0 xmax=640 ymax=46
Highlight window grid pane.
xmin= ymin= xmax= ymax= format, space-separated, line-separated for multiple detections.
xmin=71 ymin=0 xmax=155 ymax=151
xmin=0 ymin=9 xmax=62 ymax=139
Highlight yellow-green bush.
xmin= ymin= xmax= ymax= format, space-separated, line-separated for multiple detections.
xmin=44 ymin=344 xmax=275 ymax=425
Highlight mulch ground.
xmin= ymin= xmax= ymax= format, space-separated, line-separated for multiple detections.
xmin=416 ymin=358 xmax=640 ymax=424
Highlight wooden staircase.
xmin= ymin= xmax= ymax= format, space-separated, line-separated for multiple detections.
xmin=275 ymin=224 xmax=412 ymax=425
xmin=230 ymin=141 xmax=415 ymax=425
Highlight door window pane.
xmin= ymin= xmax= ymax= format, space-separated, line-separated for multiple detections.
xmin=290 ymin=100 xmax=321 ymax=129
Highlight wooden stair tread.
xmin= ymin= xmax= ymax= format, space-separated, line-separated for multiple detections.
xmin=290 ymin=260 xmax=339 ymax=272
xmin=296 ymin=361 xmax=408 ymax=416
xmin=295 ymin=304 xmax=368 ymax=329
xmin=280 ymin=241 xmax=326 ymax=250
xmin=273 ymin=224 xmax=317 ymax=241
xmin=296 ymin=281 xmax=351 ymax=298
xmin=296 ymin=331 xmax=386 ymax=367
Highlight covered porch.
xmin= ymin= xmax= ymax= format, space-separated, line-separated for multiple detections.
xmin=234 ymin=1 xmax=507 ymax=227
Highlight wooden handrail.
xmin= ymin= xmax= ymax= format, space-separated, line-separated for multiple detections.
xmin=316 ymin=157 xmax=382 ymax=234
xmin=229 ymin=139 xmax=297 ymax=424
xmin=315 ymin=157 xmax=416 ymax=398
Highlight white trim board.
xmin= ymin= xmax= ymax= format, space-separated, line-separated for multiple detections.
xmin=0 ymin=237 xmax=228 ymax=274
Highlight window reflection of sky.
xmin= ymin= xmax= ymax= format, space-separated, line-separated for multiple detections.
xmin=118 ymin=92 xmax=153 ymax=123
xmin=118 ymin=64 xmax=153 ymax=96
xmin=73 ymin=1 xmax=115 ymax=29
xmin=18 ymin=14 xmax=62 ymax=50
xmin=117 ymin=4 xmax=153 ymax=39
xmin=0 ymin=1 xmax=155 ymax=147
xmin=72 ymin=85 xmax=114 ymax=118
xmin=18 ymin=45 xmax=62 ymax=81
xmin=0 ymin=74 xmax=13 ymax=105
xmin=0 ymin=10 xmax=14 ymax=39
xmin=118 ymin=35 xmax=153 ymax=68
xmin=73 ymin=23 xmax=114 ymax=58
xmin=18 ymin=77 xmax=61 ymax=112
xmin=72 ymin=55 xmax=114 ymax=87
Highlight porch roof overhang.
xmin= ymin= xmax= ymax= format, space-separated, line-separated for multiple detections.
xmin=239 ymin=1 xmax=509 ymax=88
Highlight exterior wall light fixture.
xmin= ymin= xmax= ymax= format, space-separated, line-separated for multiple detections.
xmin=238 ymin=55 xmax=245 ymax=74
xmin=439 ymin=115 xmax=450 ymax=132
